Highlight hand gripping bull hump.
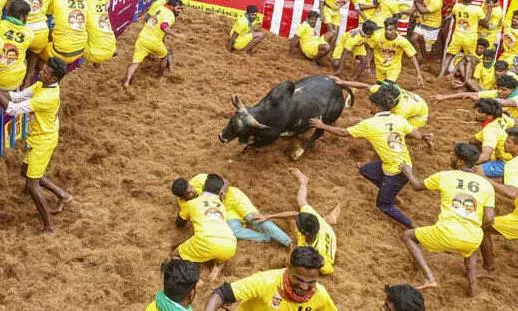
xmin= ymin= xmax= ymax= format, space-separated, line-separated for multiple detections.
xmin=218 ymin=75 xmax=354 ymax=160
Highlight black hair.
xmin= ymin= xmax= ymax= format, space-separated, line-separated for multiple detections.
xmin=307 ymin=11 xmax=319 ymax=19
xmin=161 ymin=258 xmax=199 ymax=303
xmin=8 ymin=0 xmax=30 ymax=20
xmin=485 ymin=0 xmax=498 ymax=3
xmin=203 ymin=174 xmax=224 ymax=194
xmin=476 ymin=38 xmax=489 ymax=48
xmin=513 ymin=10 xmax=518 ymax=17
xmin=474 ymin=98 xmax=502 ymax=118
xmin=167 ymin=0 xmax=182 ymax=6
xmin=496 ymin=74 xmax=518 ymax=89
xmin=362 ymin=20 xmax=379 ymax=34
xmin=172 ymin=178 xmax=189 ymax=196
xmin=454 ymin=143 xmax=480 ymax=168
xmin=47 ymin=57 xmax=68 ymax=81
xmin=384 ymin=17 xmax=399 ymax=29
xmin=369 ymin=90 xmax=396 ymax=111
xmin=495 ymin=60 xmax=509 ymax=71
xmin=296 ymin=212 xmax=320 ymax=238
xmin=507 ymin=127 xmax=518 ymax=144
xmin=385 ymin=284 xmax=425 ymax=311
xmin=290 ymin=246 xmax=323 ymax=270
xmin=463 ymin=0 xmax=472 ymax=4
xmin=379 ymin=83 xmax=401 ymax=102
xmin=483 ymin=49 xmax=496 ymax=58
xmin=246 ymin=5 xmax=258 ymax=13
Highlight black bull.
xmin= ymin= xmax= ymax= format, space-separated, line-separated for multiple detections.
xmin=218 ymin=75 xmax=355 ymax=160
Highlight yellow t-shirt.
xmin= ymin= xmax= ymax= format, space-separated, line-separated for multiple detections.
xmin=473 ymin=61 xmax=496 ymax=90
xmin=416 ymin=0 xmax=442 ymax=28
xmin=474 ymin=116 xmax=516 ymax=162
xmin=27 ymin=81 xmax=60 ymax=148
xmin=502 ymin=22 xmax=518 ymax=55
xmin=0 ymin=18 xmax=34 ymax=90
xmin=296 ymin=205 xmax=336 ymax=274
xmin=504 ymin=157 xmax=518 ymax=213
xmin=333 ymin=28 xmax=366 ymax=59
xmin=148 ymin=0 xmax=167 ymax=15
xmin=392 ymin=89 xmax=429 ymax=120
xmin=231 ymin=14 xmax=250 ymax=37
xmin=231 ymin=268 xmax=338 ymax=310
xmin=84 ymin=0 xmax=116 ymax=61
xmin=347 ymin=112 xmax=414 ymax=175
xmin=424 ymin=170 xmax=495 ymax=242
xmin=177 ymin=174 xmax=257 ymax=222
xmin=368 ymin=31 xmax=417 ymax=71
xmin=478 ymin=5 xmax=503 ymax=41
xmin=48 ymin=0 xmax=88 ymax=53
xmin=371 ymin=0 xmax=399 ymax=27
xmin=452 ymin=3 xmax=486 ymax=35
xmin=178 ymin=193 xmax=235 ymax=240
xmin=352 ymin=0 xmax=376 ymax=23
xmin=25 ymin=0 xmax=51 ymax=31
xmin=295 ymin=21 xmax=318 ymax=46
xmin=138 ymin=6 xmax=175 ymax=44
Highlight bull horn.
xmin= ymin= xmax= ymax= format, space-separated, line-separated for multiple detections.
xmin=231 ymin=95 xmax=247 ymax=112
xmin=245 ymin=114 xmax=270 ymax=129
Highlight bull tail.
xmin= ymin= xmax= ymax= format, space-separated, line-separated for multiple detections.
xmin=338 ymin=84 xmax=355 ymax=108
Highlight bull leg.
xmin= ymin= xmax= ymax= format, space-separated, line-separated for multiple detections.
xmin=290 ymin=129 xmax=324 ymax=161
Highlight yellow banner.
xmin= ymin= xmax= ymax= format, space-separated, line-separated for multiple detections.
xmin=183 ymin=0 xmax=263 ymax=20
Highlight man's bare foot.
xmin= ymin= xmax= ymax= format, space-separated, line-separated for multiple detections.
xmin=288 ymin=168 xmax=308 ymax=184
xmin=50 ymin=195 xmax=73 ymax=214
xmin=324 ymin=203 xmax=341 ymax=225
xmin=415 ymin=280 xmax=438 ymax=290
xmin=477 ymin=267 xmax=496 ymax=279
xmin=42 ymin=227 xmax=55 ymax=235
xmin=123 ymin=81 xmax=130 ymax=88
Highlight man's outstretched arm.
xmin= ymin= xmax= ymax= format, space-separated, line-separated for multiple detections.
xmin=400 ymin=164 xmax=427 ymax=191
xmin=310 ymin=117 xmax=350 ymax=137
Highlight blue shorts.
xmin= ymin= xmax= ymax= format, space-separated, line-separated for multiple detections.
xmin=482 ymin=160 xmax=505 ymax=178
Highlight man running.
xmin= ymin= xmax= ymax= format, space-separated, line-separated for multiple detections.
xmin=123 ymin=0 xmax=183 ymax=88
xmin=0 ymin=57 xmax=72 ymax=234
xmin=478 ymin=127 xmax=518 ymax=276
xmin=172 ymin=173 xmax=292 ymax=247
xmin=204 ymin=246 xmax=337 ymax=310
xmin=411 ymin=0 xmax=442 ymax=63
xmin=253 ymin=168 xmax=340 ymax=274
xmin=310 ymin=90 xmax=433 ymax=229
xmin=228 ymin=5 xmax=265 ymax=54
xmin=400 ymin=143 xmax=495 ymax=296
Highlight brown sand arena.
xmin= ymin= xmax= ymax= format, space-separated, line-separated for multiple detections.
xmin=1 ymin=8 xmax=518 ymax=310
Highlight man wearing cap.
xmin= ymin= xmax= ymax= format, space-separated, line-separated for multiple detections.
xmin=228 ymin=5 xmax=265 ymax=53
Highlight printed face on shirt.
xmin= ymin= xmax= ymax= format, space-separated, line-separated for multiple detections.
xmin=69 ymin=10 xmax=85 ymax=30
xmin=2 ymin=43 xmax=18 ymax=65
xmin=452 ymin=193 xmax=478 ymax=218
xmin=27 ymin=0 xmax=42 ymax=12
xmin=387 ymin=132 xmax=404 ymax=152
xmin=98 ymin=14 xmax=111 ymax=32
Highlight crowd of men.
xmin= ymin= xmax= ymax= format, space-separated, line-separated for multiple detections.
xmin=1 ymin=0 xmax=517 ymax=309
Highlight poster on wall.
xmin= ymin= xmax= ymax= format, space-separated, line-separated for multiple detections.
xmin=109 ymin=0 xmax=139 ymax=36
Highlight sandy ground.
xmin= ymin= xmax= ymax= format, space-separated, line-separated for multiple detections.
xmin=1 ymin=8 xmax=518 ymax=311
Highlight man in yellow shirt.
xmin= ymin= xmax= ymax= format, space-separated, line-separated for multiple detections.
xmin=172 ymin=174 xmax=237 ymax=281
xmin=172 ymin=174 xmax=292 ymax=247
xmin=438 ymin=0 xmax=488 ymax=79
xmin=353 ymin=0 xmax=377 ymax=26
xmin=466 ymin=49 xmax=497 ymax=91
xmin=478 ymin=0 xmax=503 ymax=48
xmin=0 ymin=1 xmax=35 ymax=91
xmin=447 ymin=38 xmax=489 ymax=88
xmin=499 ymin=10 xmax=518 ymax=69
xmin=22 ymin=0 xmax=51 ymax=87
xmin=332 ymin=78 xmax=429 ymax=128
xmin=401 ymin=143 xmax=495 ymax=296
xmin=310 ymin=90 xmax=433 ymax=229
xmin=495 ymin=60 xmax=518 ymax=81
xmin=204 ymin=246 xmax=338 ymax=310
xmin=83 ymin=0 xmax=116 ymax=67
xmin=319 ymin=0 xmax=347 ymax=45
xmin=41 ymin=0 xmax=87 ymax=64
xmin=478 ymin=127 xmax=518 ymax=276
xmin=367 ymin=18 xmax=424 ymax=86
xmin=0 ymin=57 xmax=71 ymax=234
xmin=228 ymin=5 xmax=265 ymax=54
xmin=411 ymin=0 xmax=442 ymax=63
xmin=123 ymin=0 xmax=183 ymax=88
xmin=145 ymin=258 xmax=199 ymax=311
xmin=253 ymin=168 xmax=340 ymax=275
xmin=290 ymin=11 xmax=330 ymax=66
xmin=332 ymin=20 xmax=379 ymax=78
xmin=370 ymin=0 xmax=400 ymax=28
